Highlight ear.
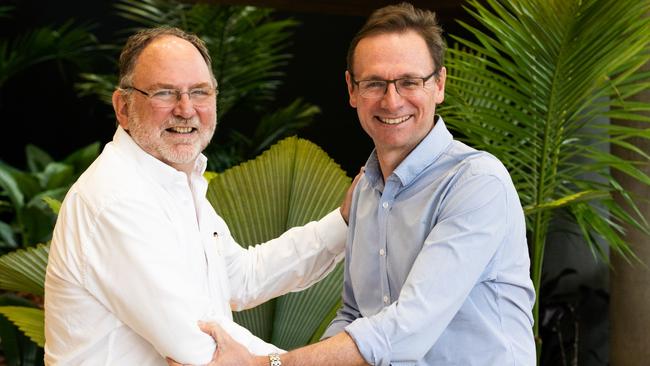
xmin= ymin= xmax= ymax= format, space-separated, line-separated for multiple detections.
xmin=112 ymin=89 xmax=130 ymax=130
xmin=433 ymin=66 xmax=447 ymax=105
xmin=345 ymin=71 xmax=358 ymax=108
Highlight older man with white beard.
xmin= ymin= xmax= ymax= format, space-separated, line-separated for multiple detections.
xmin=44 ymin=26 xmax=355 ymax=365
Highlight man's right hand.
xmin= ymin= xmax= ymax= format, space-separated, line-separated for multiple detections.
xmin=202 ymin=321 xmax=257 ymax=366
xmin=166 ymin=321 xmax=255 ymax=366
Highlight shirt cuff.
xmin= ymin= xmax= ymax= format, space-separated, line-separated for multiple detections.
xmin=315 ymin=209 xmax=347 ymax=257
xmin=345 ymin=316 xmax=391 ymax=366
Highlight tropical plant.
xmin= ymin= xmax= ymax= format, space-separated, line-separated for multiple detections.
xmin=76 ymin=0 xmax=320 ymax=172
xmin=0 ymin=143 xmax=99 ymax=252
xmin=207 ymin=137 xmax=350 ymax=348
xmin=0 ymin=6 xmax=100 ymax=90
xmin=440 ymin=0 xmax=650 ymax=358
xmin=0 ymin=136 xmax=350 ymax=355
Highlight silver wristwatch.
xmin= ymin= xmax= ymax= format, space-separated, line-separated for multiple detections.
xmin=269 ymin=352 xmax=282 ymax=366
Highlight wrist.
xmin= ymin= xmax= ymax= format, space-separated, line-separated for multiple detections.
xmin=253 ymin=355 xmax=270 ymax=366
xmin=269 ymin=352 xmax=282 ymax=366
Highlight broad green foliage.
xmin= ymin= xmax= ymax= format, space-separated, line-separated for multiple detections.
xmin=207 ymin=136 xmax=350 ymax=349
xmin=0 ymin=307 xmax=45 ymax=348
xmin=440 ymin=0 xmax=650 ymax=354
xmin=0 ymin=244 xmax=49 ymax=296
xmin=0 ymin=144 xmax=99 ymax=251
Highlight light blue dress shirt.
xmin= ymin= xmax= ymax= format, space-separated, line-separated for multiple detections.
xmin=323 ymin=117 xmax=536 ymax=365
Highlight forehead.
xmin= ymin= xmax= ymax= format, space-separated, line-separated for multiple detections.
xmin=132 ymin=35 xmax=212 ymax=86
xmin=353 ymin=31 xmax=434 ymax=78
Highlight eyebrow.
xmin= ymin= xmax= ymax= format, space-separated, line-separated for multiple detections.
xmin=357 ymin=72 xmax=426 ymax=80
xmin=146 ymin=82 xmax=214 ymax=89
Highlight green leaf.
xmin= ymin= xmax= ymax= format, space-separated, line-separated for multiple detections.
xmin=308 ymin=298 xmax=342 ymax=344
xmin=251 ymin=99 xmax=320 ymax=156
xmin=0 ymin=243 xmax=49 ymax=296
xmin=0 ymin=221 xmax=17 ymax=249
xmin=39 ymin=162 xmax=74 ymax=190
xmin=0 ymin=306 xmax=45 ymax=348
xmin=62 ymin=142 xmax=100 ymax=177
xmin=0 ymin=21 xmax=100 ymax=87
xmin=206 ymin=137 xmax=350 ymax=349
xmin=25 ymin=145 xmax=53 ymax=174
xmin=442 ymin=0 xmax=650 ymax=351
xmin=523 ymin=190 xmax=608 ymax=215
xmin=42 ymin=196 xmax=62 ymax=215
xmin=0 ymin=295 xmax=43 ymax=365
xmin=0 ymin=162 xmax=25 ymax=210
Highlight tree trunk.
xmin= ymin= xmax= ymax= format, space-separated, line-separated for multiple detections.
xmin=610 ymin=56 xmax=650 ymax=364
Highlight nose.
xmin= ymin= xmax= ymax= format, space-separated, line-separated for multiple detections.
xmin=380 ymin=82 xmax=404 ymax=110
xmin=172 ymin=93 xmax=196 ymax=119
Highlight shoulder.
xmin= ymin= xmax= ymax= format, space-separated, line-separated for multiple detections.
xmin=445 ymin=140 xmax=513 ymax=185
xmin=71 ymin=143 xmax=154 ymax=214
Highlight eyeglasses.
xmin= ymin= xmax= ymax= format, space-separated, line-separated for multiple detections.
xmin=351 ymin=71 xmax=438 ymax=99
xmin=123 ymin=85 xmax=217 ymax=108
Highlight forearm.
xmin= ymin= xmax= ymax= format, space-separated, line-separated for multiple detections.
xmin=253 ymin=332 xmax=368 ymax=366
xmin=228 ymin=209 xmax=347 ymax=309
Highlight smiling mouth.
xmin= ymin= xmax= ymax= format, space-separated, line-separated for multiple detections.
xmin=166 ymin=127 xmax=197 ymax=134
xmin=376 ymin=115 xmax=411 ymax=125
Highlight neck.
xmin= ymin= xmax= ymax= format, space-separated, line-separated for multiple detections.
xmin=376 ymin=148 xmax=410 ymax=182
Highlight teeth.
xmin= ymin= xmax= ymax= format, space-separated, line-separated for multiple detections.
xmin=378 ymin=115 xmax=410 ymax=125
xmin=169 ymin=127 xmax=193 ymax=133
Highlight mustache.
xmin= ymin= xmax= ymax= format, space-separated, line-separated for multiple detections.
xmin=163 ymin=116 xmax=200 ymax=129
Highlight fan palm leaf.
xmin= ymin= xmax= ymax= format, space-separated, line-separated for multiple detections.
xmin=206 ymin=136 xmax=350 ymax=349
xmin=441 ymin=0 xmax=650 ymax=352
xmin=0 ymin=243 xmax=49 ymax=296
xmin=0 ymin=306 xmax=45 ymax=348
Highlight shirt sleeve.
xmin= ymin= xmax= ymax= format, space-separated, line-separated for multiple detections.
xmin=222 ymin=209 xmax=348 ymax=310
xmin=322 ymin=207 xmax=362 ymax=339
xmin=82 ymin=197 xmax=216 ymax=365
xmin=346 ymin=174 xmax=509 ymax=366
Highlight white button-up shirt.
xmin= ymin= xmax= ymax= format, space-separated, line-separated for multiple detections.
xmin=44 ymin=127 xmax=346 ymax=365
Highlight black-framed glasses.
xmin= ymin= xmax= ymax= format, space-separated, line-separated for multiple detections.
xmin=123 ymin=85 xmax=217 ymax=108
xmin=351 ymin=71 xmax=438 ymax=99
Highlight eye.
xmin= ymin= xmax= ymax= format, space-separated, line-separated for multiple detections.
xmin=190 ymin=89 xmax=211 ymax=97
xmin=152 ymin=89 xmax=177 ymax=99
xmin=398 ymin=79 xmax=421 ymax=89
xmin=361 ymin=80 xmax=386 ymax=89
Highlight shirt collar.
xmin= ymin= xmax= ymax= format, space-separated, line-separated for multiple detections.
xmin=364 ymin=115 xmax=453 ymax=188
xmin=112 ymin=126 xmax=207 ymax=187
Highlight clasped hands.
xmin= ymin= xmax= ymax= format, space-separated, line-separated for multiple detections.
xmin=166 ymin=321 xmax=257 ymax=366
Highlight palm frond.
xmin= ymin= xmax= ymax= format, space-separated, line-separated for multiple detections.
xmin=441 ymin=0 xmax=650 ymax=347
xmin=114 ymin=0 xmax=297 ymax=118
xmin=0 ymin=306 xmax=45 ymax=347
xmin=0 ymin=21 xmax=99 ymax=87
xmin=0 ymin=244 xmax=49 ymax=296
xmin=206 ymin=137 xmax=350 ymax=349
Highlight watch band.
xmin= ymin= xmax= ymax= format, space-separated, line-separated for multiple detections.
xmin=269 ymin=352 xmax=282 ymax=366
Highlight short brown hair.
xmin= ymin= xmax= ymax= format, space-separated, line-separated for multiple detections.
xmin=347 ymin=2 xmax=445 ymax=75
xmin=117 ymin=26 xmax=215 ymax=88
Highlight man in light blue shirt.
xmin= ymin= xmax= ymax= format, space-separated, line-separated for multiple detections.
xmin=180 ymin=2 xmax=536 ymax=365
xmin=318 ymin=3 xmax=536 ymax=364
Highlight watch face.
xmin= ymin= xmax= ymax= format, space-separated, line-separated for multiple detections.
xmin=270 ymin=353 xmax=282 ymax=366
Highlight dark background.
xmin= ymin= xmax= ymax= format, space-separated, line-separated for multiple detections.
xmin=0 ymin=0 xmax=469 ymax=176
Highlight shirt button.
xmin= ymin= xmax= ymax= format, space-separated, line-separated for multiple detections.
xmin=382 ymin=202 xmax=389 ymax=209
xmin=383 ymin=295 xmax=389 ymax=304
xmin=379 ymin=248 xmax=385 ymax=256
